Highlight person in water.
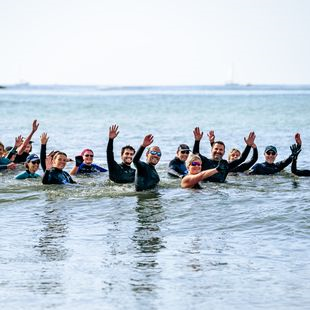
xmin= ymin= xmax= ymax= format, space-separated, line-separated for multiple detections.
xmin=181 ymin=154 xmax=226 ymax=189
xmin=107 ymin=124 xmax=136 ymax=183
xmin=168 ymin=144 xmax=190 ymax=178
xmin=133 ymin=134 xmax=161 ymax=191
xmin=291 ymin=133 xmax=310 ymax=176
xmin=14 ymin=120 xmax=39 ymax=163
xmin=70 ymin=149 xmax=107 ymax=175
xmin=249 ymin=141 xmax=299 ymax=175
xmin=15 ymin=154 xmax=41 ymax=179
xmin=227 ymin=143 xmax=258 ymax=173
xmin=42 ymin=151 xmax=75 ymax=184
xmin=192 ymin=127 xmax=256 ymax=182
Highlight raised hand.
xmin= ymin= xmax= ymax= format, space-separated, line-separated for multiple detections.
xmin=109 ymin=124 xmax=119 ymax=140
xmin=14 ymin=135 xmax=23 ymax=148
xmin=244 ymin=131 xmax=256 ymax=146
xmin=295 ymin=133 xmax=302 ymax=145
xmin=142 ymin=134 xmax=154 ymax=147
xmin=45 ymin=155 xmax=53 ymax=170
xmin=207 ymin=130 xmax=215 ymax=144
xmin=290 ymin=144 xmax=301 ymax=160
xmin=40 ymin=132 xmax=49 ymax=145
xmin=193 ymin=127 xmax=203 ymax=141
xmin=32 ymin=120 xmax=39 ymax=132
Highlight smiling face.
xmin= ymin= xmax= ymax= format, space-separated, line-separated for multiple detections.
xmin=83 ymin=151 xmax=94 ymax=165
xmin=146 ymin=146 xmax=161 ymax=166
xmin=188 ymin=160 xmax=202 ymax=175
xmin=177 ymin=150 xmax=190 ymax=162
xmin=264 ymin=150 xmax=277 ymax=164
xmin=228 ymin=149 xmax=241 ymax=162
xmin=27 ymin=160 xmax=40 ymax=173
xmin=121 ymin=148 xmax=135 ymax=166
xmin=25 ymin=143 xmax=32 ymax=153
xmin=211 ymin=142 xmax=225 ymax=161
xmin=53 ymin=153 xmax=67 ymax=170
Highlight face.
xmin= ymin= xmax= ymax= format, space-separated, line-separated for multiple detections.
xmin=146 ymin=146 xmax=161 ymax=166
xmin=83 ymin=151 xmax=94 ymax=165
xmin=27 ymin=160 xmax=40 ymax=173
xmin=25 ymin=143 xmax=32 ymax=153
xmin=53 ymin=154 xmax=67 ymax=170
xmin=211 ymin=143 xmax=225 ymax=161
xmin=0 ymin=145 xmax=4 ymax=156
xmin=188 ymin=160 xmax=202 ymax=175
xmin=264 ymin=150 xmax=277 ymax=164
xmin=229 ymin=150 xmax=241 ymax=162
xmin=177 ymin=150 xmax=190 ymax=162
xmin=121 ymin=148 xmax=135 ymax=165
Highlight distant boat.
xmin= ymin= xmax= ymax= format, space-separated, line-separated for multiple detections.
xmin=0 ymin=85 xmax=6 ymax=89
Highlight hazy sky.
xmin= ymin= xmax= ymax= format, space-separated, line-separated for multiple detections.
xmin=1 ymin=0 xmax=309 ymax=85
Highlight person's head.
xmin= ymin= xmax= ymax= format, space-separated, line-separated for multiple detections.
xmin=25 ymin=154 xmax=40 ymax=173
xmin=121 ymin=145 xmax=135 ymax=166
xmin=264 ymin=145 xmax=277 ymax=164
xmin=228 ymin=148 xmax=241 ymax=162
xmin=211 ymin=141 xmax=225 ymax=161
xmin=81 ymin=148 xmax=94 ymax=165
xmin=146 ymin=146 xmax=161 ymax=166
xmin=24 ymin=141 xmax=33 ymax=154
xmin=186 ymin=154 xmax=202 ymax=175
xmin=52 ymin=151 xmax=68 ymax=170
xmin=176 ymin=144 xmax=190 ymax=162
xmin=0 ymin=142 xmax=5 ymax=156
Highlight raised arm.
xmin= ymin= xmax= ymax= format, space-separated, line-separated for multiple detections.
xmin=40 ymin=132 xmax=49 ymax=172
xmin=107 ymin=125 xmax=119 ymax=166
xmin=193 ymin=127 xmax=203 ymax=154
xmin=133 ymin=134 xmax=153 ymax=165
xmin=17 ymin=120 xmax=39 ymax=155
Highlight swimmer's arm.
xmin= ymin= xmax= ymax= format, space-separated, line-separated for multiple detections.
xmin=17 ymin=120 xmax=39 ymax=155
xmin=181 ymin=168 xmax=218 ymax=188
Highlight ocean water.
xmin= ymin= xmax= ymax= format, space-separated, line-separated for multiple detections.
xmin=0 ymin=85 xmax=310 ymax=309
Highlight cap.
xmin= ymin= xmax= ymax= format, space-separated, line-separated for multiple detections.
xmin=177 ymin=144 xmax=191 ymax=152
xmin=265 ymin=145 xmax=277 ymax=154
xmin=26 ymin=154 xmax=40 ymax=162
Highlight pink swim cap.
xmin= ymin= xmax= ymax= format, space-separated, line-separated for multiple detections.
xmin=81 ymin=149 xmax=93 ymax=156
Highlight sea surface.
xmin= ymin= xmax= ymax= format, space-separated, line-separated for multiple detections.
xmin=1 ymin=85 xmax=310 ymax=309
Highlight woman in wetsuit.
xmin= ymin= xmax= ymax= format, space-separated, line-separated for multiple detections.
xmin=70 ymin=149 xmax=107 ymax=175
xmin=181 ymin=154 xmax=226 ymax=189
xmin=42 ymin=152 xmax=75 ymax=184
xmin=228 ymin=144 xmax=258 ymax=173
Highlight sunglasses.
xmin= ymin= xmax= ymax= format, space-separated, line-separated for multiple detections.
xmin=180 ymin=150 xmax=190 ymax=154
xmin=84 ymin=154 xmax=94 ymax=157
xmin=31 ymin=160 xmax=40 ymax=165
xmin=149 ymin=150 xmax=161 ymax=157
xmin=191 ymin=161 xmax=201 ymax=167
xmin=266 ymin=151 xmax=276 ymax=156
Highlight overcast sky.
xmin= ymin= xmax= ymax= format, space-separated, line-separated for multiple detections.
xmin=1 ymin=0 xmax=309 ymax=85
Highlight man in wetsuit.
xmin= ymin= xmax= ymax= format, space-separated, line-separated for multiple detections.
xmin=291 ymin=133 xmax=310 ymax=176
xmin=168 ymin=144 xmax=190 ymax=178
xmin=133 ymin=134 xmax=161 ymax=191
xmin=192 ymin=127 xmax=256 ymax=182
xmin=107 ymin=124 xmax=136 ymax=183
xmin=249 ymin=143 xmax=298 ymax=175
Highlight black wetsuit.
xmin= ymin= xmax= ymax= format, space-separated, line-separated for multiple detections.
xmin=291 ymin=158 xmax=310 ymax=176
xmin=193 ymin=140 xmax=251 ymax=182
xmin=14 ymin=152 xmax=29 ymax=163
xmin=40 ymin=144 xmax=47 ymax=172
xmin=42 ymin=168 xmax=75 ymax=184
xmin=107 ymin=139 xmax=135 ymax=183
xmin=230 ymin=147 xmax=258 ymax=173
xmin=168 ymin=157 xmax=188 ymax=178
xmin=249 ymin=156 xmax=292 ymax=175
xmin=133 ymin=146 xmax=160 ymax=191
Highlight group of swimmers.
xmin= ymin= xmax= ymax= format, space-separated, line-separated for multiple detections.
xmin=1 ymin=120 xmax=309 ymax=191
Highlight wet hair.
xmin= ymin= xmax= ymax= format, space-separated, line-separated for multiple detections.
xmin=121 ymin=145 xmax=135 ymax=155
xmin=228 ymin=148 xmax=241 ymax=161
xmin=212 ymin=141 xmax=226 ymax=150
xmin=186 ymin=154 xmax=202 ymax=168
xmin=51 ymin=151 xmax=67 ymax=160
